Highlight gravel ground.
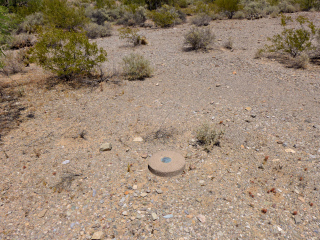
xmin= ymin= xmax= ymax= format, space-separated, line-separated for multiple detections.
xmin=1 ymin=12 xmax=320 ymax=240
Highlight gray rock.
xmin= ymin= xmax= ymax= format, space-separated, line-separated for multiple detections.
xmin=294 ymin=216 xmax=302 ymax=224
xmin=99 ymin=142 xmax=112 ymax=151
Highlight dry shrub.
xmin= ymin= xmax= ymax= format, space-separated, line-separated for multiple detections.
xmin=17 ymin=12 xmax=43 ymax=34
xmin=9 ymin=34 xmax=36 ymax=49
xmin=84 ymin=22 xmax=112 ymax=39
xmin=118 ymin=27 xmax=148 ymax=46
xmin=191 ymin=13 xmax=211 ymax=26
xmin=288 ymin=53 xmax=309 ymax=69
xmin=224 ymin=37 xmax=233 ymax=49
xmin=122 ymin=53 xmax=152 ymax=80
xmin=1 ymin=50 xmax=25 ymax=75
xmin=233 ymin=11 xmax=245 ymax=19
xmin=196 ymin=123 xmax=224 ymax=151
xmin=184 ymin=26 xmax=215 ymax=50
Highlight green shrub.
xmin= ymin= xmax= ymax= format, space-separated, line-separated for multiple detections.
xmin=196 ymin=123 xmax=224 ymax=151
xmin=265 ymin=15 xmax=318 ymax=58
xmin=242 ymin=0 xmax=269 ymax=19
xmin=118 ymin=27 xmax=148 ymax=46
xmin=95 ymin=0 xmax=116 ymax=9
xmin=215 ymin=0 xmax=240 ymax=19
xmin=42 ymin=0 xmax=88 ymax=30
xmin=17 ymin=12 xmax=43 ymax=34
xmin=0 ymin=6 xmax=10 ymax=69
xmin=150 ymin=5 xmax=181 ymax=28
xmin=191 ymin=13 xmax=211 ymax=26
xmin=184 ymin=26 xmax=215 ymax=50
xmin=122 ymin=53 xmax=152 ymax=80
xmin=84 ymin=22 xmax=112 ymax=39
xmin=29 ymin=27 xmax=107 ymax=80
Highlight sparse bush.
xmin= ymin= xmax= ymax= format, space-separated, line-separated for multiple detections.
xmin=224 ymin=37 xmax=233 ymax=49
xmin=122 ymin=53 xmax=152 ymax=80
xmin=118 ymin=27 xmax=148 ymax=46
xmin=196 ymin=123 xmax=224 ymax=151
xmin=184 ymin=26 xmax=215 ymax=50
xmin=191 ymin=13 xmax=211 ymax=26
xmin=117 ymin=6 xmax=147 ymax=26
xmin=17 ymin=12 xmax=43 ymax=34
xmin=278 ymin=0 xmax=298 ymax=12
xmin=265 ymin=15 xmax=318 ymax=58
xmin=95 ymin=0 xmax=116 ymax=8
xmin=29 ymin=27 xmax=107 ymax=80
xmin=265 ymin=5 xmax=279 ymax=15
xmin=289 ymin=52 xmax=309 ymax=68
xmin=1 ymin=50 xmax=25 ymax=75
xmin=84 ymin=22 xmax=112 ymax=39
xmin=150 ymin=5 xmax=181 ymax=28
xmin=85 ymin=6 xmax=110 ymax=25
xmin=9 ymin=33 xmax=36 ymax=49
xmin=0 ymin=6 xmax=10 ymax=69
xmin=233 ymin=11 xmax=245 ymax=19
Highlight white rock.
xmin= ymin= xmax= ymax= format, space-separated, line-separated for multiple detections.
xmin=133 ymin=137 xmax=143 ymax=142
xmin=151 ymin=212 xmax=158 ymax=221
xmin=99 ymin=142 xmax=112 ymax=151
xmin=91 ymin=231 xmax=104 ymax=240
xmin=197 ymin=214 xmax=206 ymax=223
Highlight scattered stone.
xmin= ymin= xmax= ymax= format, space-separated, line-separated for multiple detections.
xmin=91 ymin=223 xmax=101 ymax=229
xmin=285 ymin=148 xmax=296 ymax=153
xmin=245 ymin=107 xmax=252 ymax=111
xmin=298 ymin=197 xmax=305 ymax=203
xmin=151 ymin=212 xmax=158 ymax=221
xmin=199 ymin=180 xmax=205 ymax=186
xmin=141 ymin=153 xmax=148 ymax=159
xmin=99 ymin=142 xmax=112 ymax=151
xmin=133 ymin=185 xmax=138 ymax=190
xmin=122 ymin=211 xmax=128 ymax=216
xmin=62 ymin=160 xmax=70 ymax=165
xmin=156 ymin=189 xmax=163 ymax=194
xmin=216 ymin=84 xmax=221 ymax=87
xmin=294 ymin=216 xmax=302 ymax=224
xmin=91 ymin=231 xmax=104 ymax=240
xmin=251 ymin=114 xmax=256 ymax=118
xmin=146 ymin=189 xmax=151 ymax=193
xmin=163 ymin=214 xmax=173 ymax=219
xmin=141 ymin=192 xmax=148 ymax=197
xmin=133 ymin=137 xmax=143 ymax=142
xmin=38 ymin=209 xmax=48 ymax=218
xmin=197 ymin=214 xmax=206 ymax=223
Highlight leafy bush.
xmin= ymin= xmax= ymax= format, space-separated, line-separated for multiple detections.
xmin=122 ymin=53 xmax=152 ymax=80
xmin=42 ymin=0 xmax=88 ymax=30
xmin=150 ymin=5 xmax=181 ymax=28
xmin=84 ymin=22 xmax=112 ymax=39
xmin=17 ymin=12 xmax=43 ymax=34
xmin=9 ymin=33 xmax=36 ymax=49
xmin=29 ymin=27 xmax=107 ymax=80
xmin=196 ymin=123 xmax=224 ymax=151
xmin=0 ymin=50 xmax=25 ymax=75
xmin=242 ymin=0 xmax=269 ymax=19
xmin=191 ymin=13 xmax=211 ymax=26
xmin=265 ymin=15 xmax=318 ymax=58
xmin=215 ymin=0 xmax=240 ymax=19
xmin=184 ymin=26 xmax=215 ymax=50
xmin=95 ymin=0 xmax=116 ymax=9
xmin=118 ymin=27 xmax=148 ymax=46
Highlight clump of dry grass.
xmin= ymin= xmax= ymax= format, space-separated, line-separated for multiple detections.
xmin=1 ymin=50 xmax=25 ymax=75
xmin=196 ymin=123 xmax=224 ymax=151
xmin=184 ymin=26 xmax=215 ymax=50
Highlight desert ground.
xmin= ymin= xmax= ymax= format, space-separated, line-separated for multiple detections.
xmin=1 ymin=12 xmax=320 ymax=240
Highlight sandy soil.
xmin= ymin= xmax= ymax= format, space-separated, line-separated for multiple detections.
xmin=1 ymin=12 xmax=320 ymax=240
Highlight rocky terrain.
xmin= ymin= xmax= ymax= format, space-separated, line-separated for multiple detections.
xmin=0 ymin=12 xmax=320 ymax=240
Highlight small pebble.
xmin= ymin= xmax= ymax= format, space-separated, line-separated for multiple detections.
xmin=197 ymin=214 xmax=206 ymax=223
xmin=151 ymin=212 xmax=158 ymax=221
xmin=163 ymin=214 xmax=173 ymax=219
xmin=62 ymin=160 xmax=70 ymax=165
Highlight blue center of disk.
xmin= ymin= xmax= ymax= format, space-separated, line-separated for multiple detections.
xmin=161 ymin=157 xmax=172 ymax=163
